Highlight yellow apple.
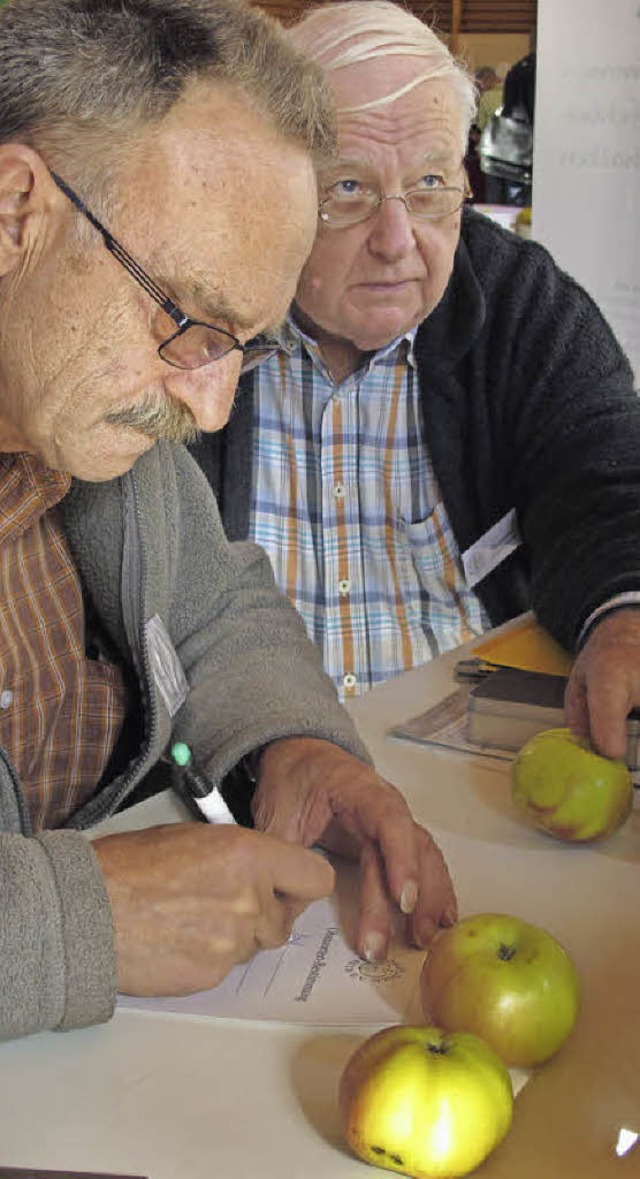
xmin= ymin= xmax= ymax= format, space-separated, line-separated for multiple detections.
xmin=511 ymin=726 xmax=633 ymax=842
xmin=339 ymin=1024 xmax=513 ymax=1178
xmin=420 ymin=913 xmax=580 ymax=1068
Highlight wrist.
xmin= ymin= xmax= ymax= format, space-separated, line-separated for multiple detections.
xmin=579 ymin=605 xmax=640 ymax=651
xmin=578 ymin=596 xmax=640 ymax=649
xmin=258 ymin=735 xmax=360 ymax=783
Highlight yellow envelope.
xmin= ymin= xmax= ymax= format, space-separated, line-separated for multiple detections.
xmin=471 ymin=615 xmax=573 ymax=677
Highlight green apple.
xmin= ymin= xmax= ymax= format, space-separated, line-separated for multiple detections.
xmin=511 ymin=726 xmax=633 ymax=842
xmin=420 ymin=913 xmax=580 ymax=1068
xmin=340 ymin=1024 xmax=513 ymax=1178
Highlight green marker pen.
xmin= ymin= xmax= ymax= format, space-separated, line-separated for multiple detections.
xmin=171 ymin=741 xmax=236 ymax=825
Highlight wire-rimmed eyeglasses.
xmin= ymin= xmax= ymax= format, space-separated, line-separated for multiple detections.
xmin=50 ymin=172 xmax=277 ymax=372
xmin=319 ymin=176 xmax=472 ymax=228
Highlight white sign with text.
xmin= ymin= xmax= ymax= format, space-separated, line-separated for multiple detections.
xmin=534 ymin=0 xmax=640 ymax=381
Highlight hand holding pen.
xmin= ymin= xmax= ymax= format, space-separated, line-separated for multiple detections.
xmin=94 ymin=815 xmax=335 ymax=996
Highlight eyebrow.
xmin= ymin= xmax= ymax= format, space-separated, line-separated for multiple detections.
xmin=156 ymin=272 xmax=285 ymax=340
xmin=156 ymin=272 xmax=258 ymax=333
xmin=322 ymin=150 xmax=459 ymax=175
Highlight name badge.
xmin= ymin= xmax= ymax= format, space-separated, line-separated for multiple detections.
xmin=462 ymin=509 xmax=522 ymax=589
xmin=145 ymin=613 xmax=189 ymax=718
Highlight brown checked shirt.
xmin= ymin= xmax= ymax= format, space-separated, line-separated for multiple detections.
xmin=0 ymin=452 xmax=126 ymax=830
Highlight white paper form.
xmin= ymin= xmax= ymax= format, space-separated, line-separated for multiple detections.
xmin=117 ymin=859 xmax=425 ymax=1025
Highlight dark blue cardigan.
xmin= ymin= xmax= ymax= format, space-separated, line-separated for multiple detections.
xmin=190 ymin=208 xmax=640 ymax=654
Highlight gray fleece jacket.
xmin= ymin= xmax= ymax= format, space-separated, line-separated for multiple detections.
xmin=0 ymin=442 xmax=369 ymax=1041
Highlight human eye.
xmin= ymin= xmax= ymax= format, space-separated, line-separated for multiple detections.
xmin=329 ymin=177 xmax=371 ymax=200
xmin=413 ymin=172 xmax=447 ymax=191
xmin=319 ymin=174 xmax=378 ymax=226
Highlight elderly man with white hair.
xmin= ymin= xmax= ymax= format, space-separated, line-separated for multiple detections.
xmin=192 ymin=0 xmax=640 ymax=765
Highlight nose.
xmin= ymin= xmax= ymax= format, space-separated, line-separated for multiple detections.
xmin=163 ymin=350 xmax=243 ymax=433
xmin=367 ymin=195 xmax=416 ymax=262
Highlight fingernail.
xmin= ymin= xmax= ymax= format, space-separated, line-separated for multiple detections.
xmin=363 ymin=932 xmax=386 ymax=963
xmin=400 ymin=880 xmax=418 ymax=915
xmin=443 ymin=904 xmax=458 ymax=926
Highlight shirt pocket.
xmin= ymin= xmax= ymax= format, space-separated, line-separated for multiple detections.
xmin=399 ymin=500 xmax=469 ymax=607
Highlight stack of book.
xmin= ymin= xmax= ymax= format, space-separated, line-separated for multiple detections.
xmin=391 ymin=615 xmax=640 ymax=771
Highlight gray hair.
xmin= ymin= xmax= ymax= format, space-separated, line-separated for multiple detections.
xmin=289 ymin=0 xmax=477 ymax=147
xmin=0 ymin=0 xmax=336 ymax=201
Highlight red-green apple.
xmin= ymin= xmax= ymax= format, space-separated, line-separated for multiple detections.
xmin=340 ymin=1024 xmax=513 ymax=1178
xmin=511 ymin=726 xmax=633 ymax=842
xmin=420 ymin=913 xmax=580 ymax=1068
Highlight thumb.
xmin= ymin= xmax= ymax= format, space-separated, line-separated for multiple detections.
xmin=272 ymin=839 xmax=336 ymax=902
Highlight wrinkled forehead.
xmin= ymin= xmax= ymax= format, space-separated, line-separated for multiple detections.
xmin=328 ymin=66 xmax=465 ymax=165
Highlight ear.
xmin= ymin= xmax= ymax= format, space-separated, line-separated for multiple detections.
xmin=0 ymin=145 xmax=56 ymax=276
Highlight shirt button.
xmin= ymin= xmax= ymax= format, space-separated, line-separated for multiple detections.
xmin=338 ymin=578 xmax=351 ymax=596
xmin=343 ymin=673 xmax=357 ymax=690
xmin=333 ymin=483 xmax=346 ymax=499
xmin=0 ymin=690 xmax=13 ymax=709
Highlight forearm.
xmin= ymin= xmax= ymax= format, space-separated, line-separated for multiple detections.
xmin=0 ymin=830 xmax=115 ymax=1041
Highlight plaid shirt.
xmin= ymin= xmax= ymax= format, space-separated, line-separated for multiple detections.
xmin=249 ymin=322 xmax=490 ymax=700
xmin=0 ymin=453 xmax=126 ymax=830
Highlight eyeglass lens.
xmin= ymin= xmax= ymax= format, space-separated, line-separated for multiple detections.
xmin=158 ymin=319 xmax=241 ymax=370
xmin=320 ymin=186 xmax=466 ymax=226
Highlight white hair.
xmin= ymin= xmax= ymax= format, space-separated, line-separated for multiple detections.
xmin=289 ymin=0 xmax=476 ymax=140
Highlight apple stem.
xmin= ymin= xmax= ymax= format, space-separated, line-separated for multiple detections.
xmin=497 ymin=943 xmax=516 ymax=961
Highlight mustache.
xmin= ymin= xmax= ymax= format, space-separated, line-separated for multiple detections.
xmin=106 ymin=392 xmax=199 ymax=445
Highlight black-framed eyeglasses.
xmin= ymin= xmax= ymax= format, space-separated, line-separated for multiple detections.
xmin=50 ymin=171 xmax=278 ymax=372
xmin=319 ymin=175 xmax=472 ymax=228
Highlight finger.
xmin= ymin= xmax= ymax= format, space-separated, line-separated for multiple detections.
xmin=271 ymin=840 xmax=336 ymax=902
xmin=566 ymin=666 xmax=630 ymax=759
xmin=342 ymin=788 xmax=420 ymax=915
xmin=356 ymin=840 xmax=394 ymax=963
xmin=408 ymin=831 xmax=458 ymax=949
xmin=564 ymin=672 xmax=591 ymax=740
xmin=409 ymin=913 xmax=439 ymax=948
xmin=410 ymin=898 xmax=457 ymax=948
xmin=588 ymin=688 xmax=631 ymax=760
xmin=319 ymin=815 xmax=362 ymax=860
xmin=255 ymin=893 xmax=302 ymax=952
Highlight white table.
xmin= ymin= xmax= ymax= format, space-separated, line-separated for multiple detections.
xmin=0 ymin=647 xmax=639 ymax=1178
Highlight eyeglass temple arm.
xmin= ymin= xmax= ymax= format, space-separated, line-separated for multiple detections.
xmin=50 ymin=171 xmax=105 ymax=232
xmin=49 ymin=170 xmax=187 ymax=327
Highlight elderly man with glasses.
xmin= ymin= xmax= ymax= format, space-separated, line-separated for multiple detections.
xmin=193 ymin=0 xmax=640 ymax=764
xmin=0 ymin=0 xmax=457 ymax=1043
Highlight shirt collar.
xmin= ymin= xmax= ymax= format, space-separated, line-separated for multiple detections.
xmin=274 ymin=314 xmax=418 ymax=375
xmin=0 ymin=452 xmax=71 ymax=544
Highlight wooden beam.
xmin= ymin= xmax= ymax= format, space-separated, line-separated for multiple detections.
xmin=451 ymin=0 xmax=463 ymax=52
